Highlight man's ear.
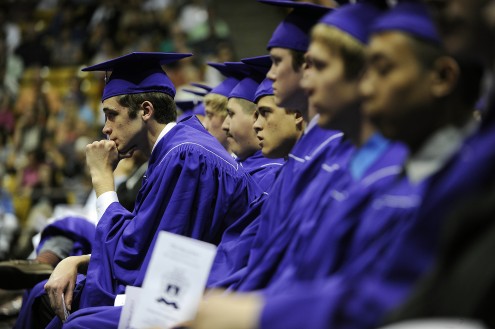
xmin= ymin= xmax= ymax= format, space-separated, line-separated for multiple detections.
xmin=141 ymin=101 xmax=154 ymax=121
xmin=294 ymin=110 xmax=305 ymax=129
xmin=431 ymin=56 xmax=460 ymax=98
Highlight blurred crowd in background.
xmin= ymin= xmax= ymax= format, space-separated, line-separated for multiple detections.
xmin=0 ymin=0 xmax=238 ymax=261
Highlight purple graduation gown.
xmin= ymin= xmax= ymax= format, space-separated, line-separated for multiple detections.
xmin=206 ymin=152 xmax=284 ymax=286
xmin=17 ymin=116 xmax=260 ymax=328
xmin=247 ymin=126 xmax=346 ymax=265
xmin=236 ymin=150 xmax=284 ymax=193
xmin=208 ymin=125 xmax=346 ymax=289
xmin=259 ymin=143 xmax=415 ymax=329
xmin=260 ymin=119 xmax=495 ymax=329
xmin=36 ymin=216 xmax=96 ymax=257
xmin=236 ymin=136 xmax=407 ymax=293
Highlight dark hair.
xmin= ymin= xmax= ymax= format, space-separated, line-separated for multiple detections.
xmin=453 ymin=56 xmax=484 ymax=108
xmin=290 ymin=49 xmax=306 ymax=72
xmin=117 ymin=92 xmax=177 ymax=124
xmin=408 ymin=36 xmax=483 ymax=108
xmin=407 ymin=35 xmax=445 ymax=69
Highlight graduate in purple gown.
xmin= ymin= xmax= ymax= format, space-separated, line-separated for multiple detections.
xmin=186 ymin=2 xmax=484 ymax=329
xmin=231 ymin=0 xmax=401 ymax=294
xmin=222 ymin=60 xmax=284 ymax=192
xmin=206 ymin=1 xmax=346 ymax=289
xmin=258 ymin=3 xmax=484 ymax=329
xmin=16 ymin=52 xmax=261 ymax=328
xmin=202 ymin=60 xmax=285 ymax=289
xmin=202 ymin=62 xmax=244 ymax=153
xmin=208 ymin=69 xmax=308 ymax=287
xmin=236 ymin=1 xmax=346 ymax=285
xmin=381 ymin=1 xmax=495 ymax=324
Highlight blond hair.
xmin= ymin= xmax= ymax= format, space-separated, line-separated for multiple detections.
xmin=311 ymin=24 xmax=366 ymax=80
xmin=204 ymin=93 xmax=228 ymax=118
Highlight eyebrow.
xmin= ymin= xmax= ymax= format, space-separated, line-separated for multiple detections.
xmin=270 ymin=54 xmax=282 ymax=62
xmin=102 ymin=107 xmax=117 ymax=114
xmin=367 ymin=52 xmax=388 ymax=64
xmin=258 ymin=106 xmax=272 ymax=112
xmin=103 ymin=107 xmax=116 ymax=112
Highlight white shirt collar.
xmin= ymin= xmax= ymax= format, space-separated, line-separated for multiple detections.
xmin=305 ymin=114 xmax=320 ymax=134
xmin=406 ymin=119 xmax=478 ymax=184
xmin=151 ymin=121 xmax=177 ymax=153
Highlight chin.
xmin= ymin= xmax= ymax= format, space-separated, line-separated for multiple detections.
xmin=376 ymin=125 xmax=398 ymax=141
xmin=274 ymin=96 xmax=286 ymax=108
xmin=262 ymin=148 xmax=275 ymax=158
xmin=317 ymin=114 xmax=332 ymax=129
xmin=264 ymin=152 xmax=281 ymax=159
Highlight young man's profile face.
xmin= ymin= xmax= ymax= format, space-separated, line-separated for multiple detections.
xmin=254 ymin=95 xmax=301 ymax=159
xmin=222 ymin=98 xmax=260 ymax=160
xmin=101 ymin=96 xmax=144 ymax=156
xmin=360 ymin=32 xmax=435 ymax=143
xmin=302 ymin=40 xmax=361 ymax=129
xmin=204 ymin=104 xmax=229 ymax=151
xmin=267 ymin=47 xmax=307 ymax=111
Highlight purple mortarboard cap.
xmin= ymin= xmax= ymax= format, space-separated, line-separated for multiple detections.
xmin=208 ymin=62 xmax=248 ymax=79
xmin=176 ymin=100 xmax=196 ymax=113
xmin=82 ymin=52 xmax=192 ymax=102
xmin=255 ymin=78 xmax=274 ymax=103
xmin=176 ymin=100 xmax=195 ymax=121
xmin=319 ymin=1 xmax=386 ymax=43
xmin=179 ymin=84 xmax=206 ymax=115
xmin=259 ymin=0 xmax=331 ymax=52
xmin=193 ymin=102 xmax=206 ymax=116
xmin=207 ymin=62 xmax=243 ymax=98
xmin=226 ymin=61 xmax=265 ymax=103
xmin=240 ymin=55 xmax=275 ymax=103
xmin=371 ymin=0 xmax=442 ymax=46
xmin=241 ymin=55 xmax=272 ymax=76
xmin=190 ymin=82 xmax=213 ymax=93
xmin=183 ymin=87 xmax=209 ymax=98
xmin=177 ymin=111 xmax=193 ymax=122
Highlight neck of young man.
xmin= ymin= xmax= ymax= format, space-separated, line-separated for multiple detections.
xmin=407 ymin=103 xmax=474 ymax=155
xmin=326 ymin=101 xmax=364 ymax=147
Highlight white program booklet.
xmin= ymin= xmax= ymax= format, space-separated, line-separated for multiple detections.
xmin=117 ymin=286 xmax=142 ymax=329
xmin=379 ymin=319 xmax=487 ymax=329
xmin=122 ymin=231 xmax=217 ymax=329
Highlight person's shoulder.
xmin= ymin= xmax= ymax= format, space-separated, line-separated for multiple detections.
xmin=160 ymin=120 xmax=242 ymax=172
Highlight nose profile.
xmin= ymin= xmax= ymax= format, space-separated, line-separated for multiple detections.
xmin=253 ymin=114 xmax=263 ymax=133
xmin=102 ymin=123 xmax=111 ymax=136
xmin=267 ymin=64 xmax=276 ymax=81
xmin=222 ymin=115 xmax=231 ymax=133
xmin=358 ymin=70 xmax=373 ymax=99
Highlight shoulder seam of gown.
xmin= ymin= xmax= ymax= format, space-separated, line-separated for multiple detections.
xmin=259 ymin=162 xmax=284 ymax=168
xmin=287 ymin=153 xmax=306 ymax=163
xmin=306 ymin=132 xmax=344 ymax=160
xmin=158 ymin=141 xmax=239 ymax=171
xmin=361 ymin=165 xmax=403 ymax=188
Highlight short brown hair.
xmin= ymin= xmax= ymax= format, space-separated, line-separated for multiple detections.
xmin=118 ymin=92 xmax=176 ymax=124
xmin=234 ymin=97 xmax=257 ymax=115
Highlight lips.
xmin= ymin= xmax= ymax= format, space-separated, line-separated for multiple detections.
xmin=257 ymin=135 xmax=264 ymax=147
